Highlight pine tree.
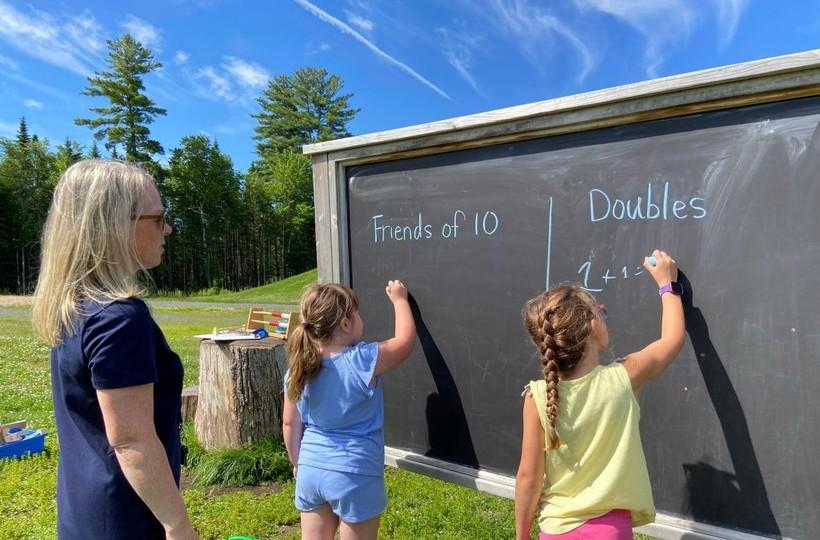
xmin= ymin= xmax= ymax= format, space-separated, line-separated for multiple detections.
xmin=88 ymin=141 xmax=101 ymax=159
xmin=16 ymin=117 xmax=30 ymax=147
xmin=75 ymin=34 xmax=166 ymax=164
xmin=252 ymin=67 xmax=358 ymax=155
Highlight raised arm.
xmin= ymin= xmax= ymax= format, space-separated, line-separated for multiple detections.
xmin=622 ymin=249 xmax=686 ymax=391
xmin=374 ymin=280 xmax=416 ymax=377
xmin=98 ymin=385 xmax=198 ymax=540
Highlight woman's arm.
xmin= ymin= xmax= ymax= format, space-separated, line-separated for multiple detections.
xmin=97 ymin=384 xmax=198 ymax=540
xmin=374 ymin=280 xmax=416 ymax=377
xmin=282 ymin=394 xmax=304 ymax=476
xmin=515 ymin=394 xmax=546 ymax=540
xmin=622 ymin=250 xmax=686 ymax=391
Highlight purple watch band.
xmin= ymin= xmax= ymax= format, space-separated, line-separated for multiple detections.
xmin=659 ymin=282 xmax=682 ymax=296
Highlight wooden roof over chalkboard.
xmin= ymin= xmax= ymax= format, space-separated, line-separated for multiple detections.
xmin=303 ymin=49 xmax=820 ymax=159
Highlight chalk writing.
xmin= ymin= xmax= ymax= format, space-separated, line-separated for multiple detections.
xmin=577 ymin=259 xmax=646 ymax=291
xmin=589 ymin=182 xmax=707 ymax=222
xmin=372 ymin=209 xmax=500 ymax=244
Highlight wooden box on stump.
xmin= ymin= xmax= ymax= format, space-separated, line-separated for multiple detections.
xmin=195 ymin=338 xmax=287 ymax=450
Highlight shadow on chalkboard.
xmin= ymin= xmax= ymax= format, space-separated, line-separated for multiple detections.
xmin=408 ymin=295 xmax=479 ymax=469
xmin=679 ymin=271 xmax=781 ymax=538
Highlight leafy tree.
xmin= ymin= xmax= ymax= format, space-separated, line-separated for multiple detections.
xmin=252 ymin=67 xmax=358 ymax=155
xmin=75 ymin=34 xmax=166 ymax=164
xmin=55 ymin=138 xmax=84 ymax=174
xmin=0 ymin=136 xmax=57 ymax=292
xmin=160 ymin=135 xmax=241 ymax=290
xmin=246 ymin=149 xmax=315 ymax=277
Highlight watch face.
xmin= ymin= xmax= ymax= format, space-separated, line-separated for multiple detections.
xmin=671 ymin=281 xmax=684 ymax=295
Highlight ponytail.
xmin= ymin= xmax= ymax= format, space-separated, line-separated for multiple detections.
xmin=286 ymin=323 xmax=322 ymax=401
xmin=286 ymin=283 xmax=359 ymax=401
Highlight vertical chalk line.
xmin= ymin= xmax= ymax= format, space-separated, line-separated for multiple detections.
xmin=546 ymin=196 xmax=553 ymax=289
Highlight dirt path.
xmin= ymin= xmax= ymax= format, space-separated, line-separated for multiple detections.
xmin=0 ymin=295 xmax=32 ymax=306
xmin=0 ymin=295 xmax=296 ymax=311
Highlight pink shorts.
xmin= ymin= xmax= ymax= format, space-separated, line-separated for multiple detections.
xmin=539 ymin=510 xmax=633 ymax=540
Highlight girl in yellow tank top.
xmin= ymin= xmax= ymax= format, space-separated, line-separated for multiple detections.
xmin=514 ymin=250 xmax=685 ymax=540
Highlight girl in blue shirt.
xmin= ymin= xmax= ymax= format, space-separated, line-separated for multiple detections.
xmin=283 ymin=280 xmax=415 ymax=540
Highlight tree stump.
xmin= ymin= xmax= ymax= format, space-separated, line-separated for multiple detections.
xmin=195 ymin=338 xmax=287 ymax=450
xmin=180 ymin=385 xmax=199 ymax=423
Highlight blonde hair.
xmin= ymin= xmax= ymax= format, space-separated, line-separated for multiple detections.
xmin=522 ymin=284 xmax=599 ymax=450
xmin=32 ymin=160 xmax=156 ymax=346
xmin=287 ymin=283 xmax=359 ymax=401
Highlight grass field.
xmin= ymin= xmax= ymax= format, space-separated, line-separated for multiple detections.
xmin=155 ymin=269 xmax=317 ymax=305
xmin=0 ymin=297 xmax=655 ymax=539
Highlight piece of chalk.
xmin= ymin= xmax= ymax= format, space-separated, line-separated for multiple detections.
xmin=646 ymin=256 xmax=657 ymax=266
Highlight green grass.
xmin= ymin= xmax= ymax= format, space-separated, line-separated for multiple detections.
xmin=0 ymin=303 xmax=656 ymax=539
xmin=155 ymin=269 xmax=317 ymax=305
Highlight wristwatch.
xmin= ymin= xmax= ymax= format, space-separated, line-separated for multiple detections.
xmin=659 ymin=282 xmax=683 ymax=296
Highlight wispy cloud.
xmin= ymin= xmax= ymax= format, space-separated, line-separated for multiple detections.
xmin=0 ymin=53 xmax=17 ymax=71
xmin=195 ymin=66 xmax=235 ymax=101
xmin=191 ymin=55 xmax=270 ymax=105
xmin=293 ymin=0 xmax=450 ymax=100
xmin=713 ymin=0 xmax=749 ymax=47
xmin=487 ymin=0 xmax=597 ymax=83
xmin=223 ymin=56 xmax=269 ymax=89
xmin=0 ymin=119 xmax=17 ymax=136
xmin=345 ymin=11 xmax=374 ymax=34
xmin=437 ymin=27 xmax=483 ymax=96
xmin=0 ymin=68 xmax=71 ymax=100
xmin=0 ymin=2 xmax=106 ymax=76
xmin=121 ymin=14 xmax=162 ymax=50
xmin=574 ymin=0 xmax=693 ymax=77
xmin=23 ymin=98 xmax=43 ymax=109
xmin=175 ymin=50 xmax=190 ymax=65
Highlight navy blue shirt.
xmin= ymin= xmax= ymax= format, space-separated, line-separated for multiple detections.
xmin=51 ymin=298 xmax=183 ymax=539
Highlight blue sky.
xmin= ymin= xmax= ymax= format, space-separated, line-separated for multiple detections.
xmin=1 ymin=0 xmax=819 ymax=172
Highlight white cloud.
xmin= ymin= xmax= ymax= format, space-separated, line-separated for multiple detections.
xmin=0 ymin=119 xmax=16 ymax=136
xmin=195 ymin=66 xmax=235 ymax=101
xmin=175 ymin=50 xmax=190 ymax=64
xmin=222 ymin=56 xmax=269 ymax=89
xmin=0 ymin=1 xmax=104 ymax=75
xmin=437 ymin=28 xmax=482 ymax=96
xmin=345 ymin=11 xmax=374 ymax=33
xmin=574 ymin=0 xmax=693 ymax=77
xmin=713 ymin=0 xmax=749 ymax=47
xmin=214 ymin=123 xmax=238 ymax=136
xmin=0 ymin=53 xmax=17 ymax=70
xmin=23 ymin=98 xmax=43 ymax=109
xmin=487 ymin=0 xmax=597 ymax=83
xmin=294 ymin=0 xmax=450 ymax=100
xmin=0 ymin=68 xmax=70 ymax=100
xmin=121 ymin=14 xmax=162 ymax=50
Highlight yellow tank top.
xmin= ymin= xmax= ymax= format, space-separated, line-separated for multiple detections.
xmin=528 ymin=362 xmax=655 ymax=534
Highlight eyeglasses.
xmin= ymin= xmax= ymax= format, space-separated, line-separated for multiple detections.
xmin=135 ymin=209 xmax=172 ymax=227
xmin=595 ymin=304 xmax=608 ymax=320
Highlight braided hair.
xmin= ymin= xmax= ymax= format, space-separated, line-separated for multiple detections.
xmin=287 ymin=283 xmax=359 ymax=401
xmin=522 ymin=284 xmax=598 ymax=450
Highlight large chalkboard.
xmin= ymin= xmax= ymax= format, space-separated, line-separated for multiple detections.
xmin=346 ymin=95 xmax=820 ymax=539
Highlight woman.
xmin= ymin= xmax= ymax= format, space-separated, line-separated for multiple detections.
xmin=32 ymin=160 xmax=198 ymax=539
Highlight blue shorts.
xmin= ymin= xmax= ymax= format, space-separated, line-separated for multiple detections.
xmin=295 ymin=464 xmax=387 ymax=523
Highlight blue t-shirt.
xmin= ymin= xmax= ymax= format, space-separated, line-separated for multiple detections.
xmin=51 ymin=298 xmax=183 ymax=540
xmin=289 ymin=341 xmax=384 ymax=476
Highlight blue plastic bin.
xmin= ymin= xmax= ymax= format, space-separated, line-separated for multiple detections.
xmin=0 ymin=430 xmax=46 ymax=459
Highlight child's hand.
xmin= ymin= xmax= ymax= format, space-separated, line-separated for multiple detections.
xmin=643 ymin=249 xmax=678 ymax=287
xmin=385 ymin=280 xmax=408 ymax=303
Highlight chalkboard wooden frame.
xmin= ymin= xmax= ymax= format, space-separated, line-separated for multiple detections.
xmin=304 ymin=50 xmax=820 ymax=540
